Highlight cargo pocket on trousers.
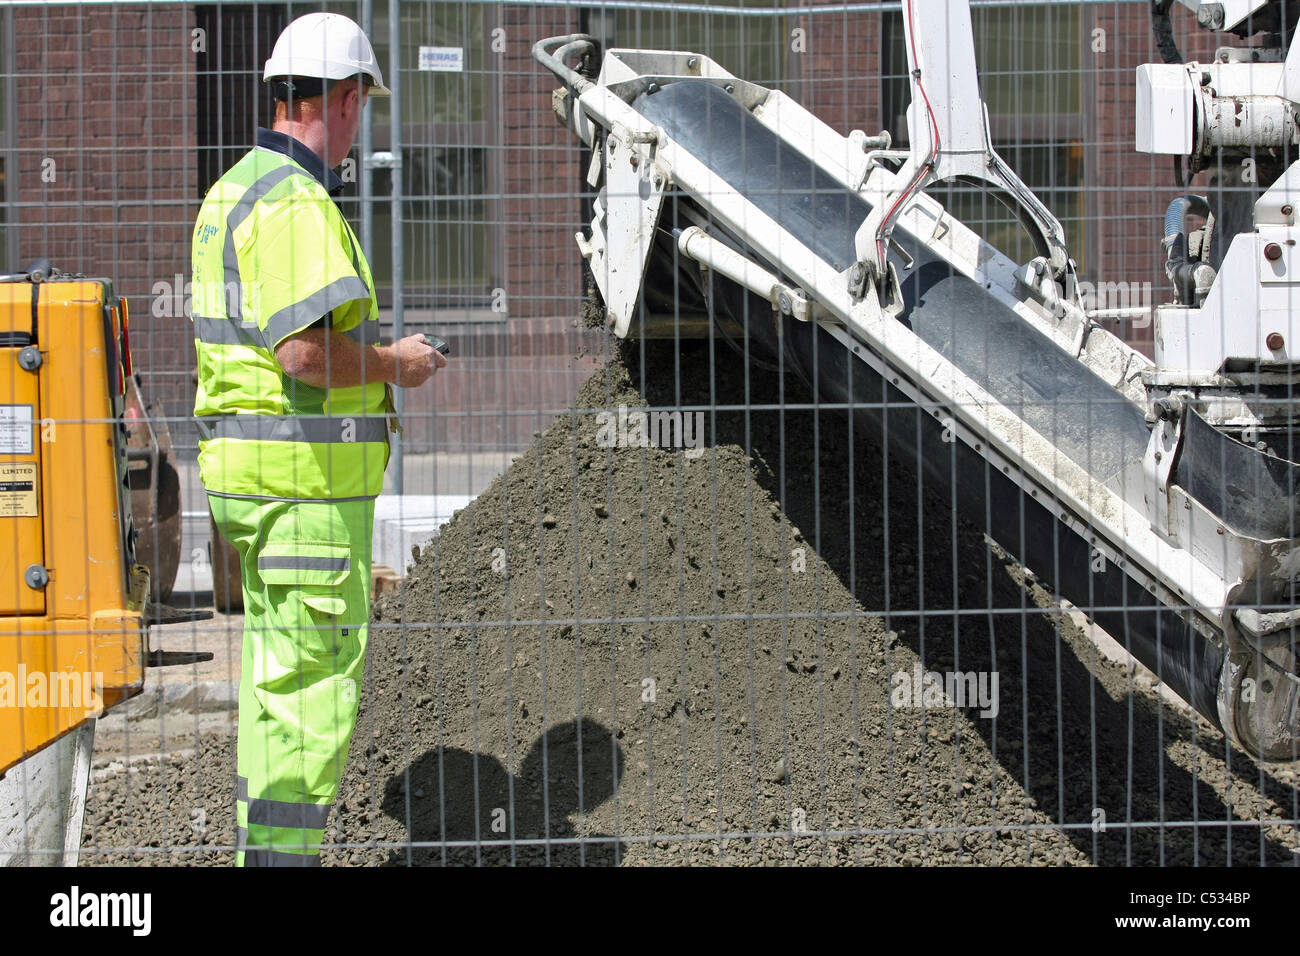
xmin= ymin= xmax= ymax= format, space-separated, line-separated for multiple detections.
xmin=257 ymin=544 xmax=353 ymax=663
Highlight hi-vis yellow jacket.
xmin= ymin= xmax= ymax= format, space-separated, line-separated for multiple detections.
xmin=191 ymin=134 xmax=389 ymax=502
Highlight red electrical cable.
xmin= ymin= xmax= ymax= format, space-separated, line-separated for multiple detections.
xmin=874 ymin=0 xmax=942 ymax=272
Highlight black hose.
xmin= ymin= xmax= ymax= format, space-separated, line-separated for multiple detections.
xmin=1151 ymin=0 xmax=1184 ymax=64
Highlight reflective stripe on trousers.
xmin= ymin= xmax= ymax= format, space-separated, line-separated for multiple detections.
xmin=235 ymin=777 xmax=329 ymax=867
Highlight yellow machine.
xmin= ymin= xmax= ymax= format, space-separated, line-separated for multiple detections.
xmin=0 ymin=270 xmax=147 ymax=776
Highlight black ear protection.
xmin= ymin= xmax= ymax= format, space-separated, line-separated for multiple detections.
xmin=271 ymin=74 xmax=370 ymax=103
xmin=271 ymin=76 xmax=328 ymax=102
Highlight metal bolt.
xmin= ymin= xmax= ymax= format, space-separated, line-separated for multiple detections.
xmin=724 ymin=84 xmax=734 ymax=94
xmin=687 ymin=56 xmax=698 ymax=70
xmin=24 ymin=565 xmax=48 ymax=590
xmin=1282 ymin=204 xmax=1294 ymax=216
xmin=17 ymin=346 xmax=41 ymax=371
xmin=646 ymin=81 xmax=659 ymax=95
xmin=1266 ymin=331 xmax=1285 ymax=350
xmin=1153 ymin=395 xmax=1184 ymax=421
xmin=1265 ymin=242 xmax=1283 ymax=261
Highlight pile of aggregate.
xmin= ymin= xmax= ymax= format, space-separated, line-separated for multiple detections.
xmin=81 ymin=338 xmax=1300 ymax=866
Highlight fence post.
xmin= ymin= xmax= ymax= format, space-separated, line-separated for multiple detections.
xmin=388 ymin=0 xmax=405 ymax=494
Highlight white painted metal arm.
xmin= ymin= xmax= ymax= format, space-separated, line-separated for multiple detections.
xmin=857 ymin=0 xmax=1072 ymax=291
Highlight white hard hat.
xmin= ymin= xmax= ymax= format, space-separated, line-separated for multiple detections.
xmin=263 ymin=12 xmax=390 ymax=97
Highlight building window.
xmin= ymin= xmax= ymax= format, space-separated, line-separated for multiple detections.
xmin=596 ymin=0 xmax=788 ymax=87
xmin=882 ymin=3 xmax=1090 ymax=273
xmin=365 ymin=0 xmax=501 ymax=309
xmin=195 ymin=4 xmax=285 ymax=197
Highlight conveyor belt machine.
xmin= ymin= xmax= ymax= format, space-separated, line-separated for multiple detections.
xmin=534 ymin=0 xmax=1300 ymax=761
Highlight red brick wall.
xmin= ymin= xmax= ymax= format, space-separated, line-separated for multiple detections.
xmin=14 ymin=3 xmax=198 ymax=435
xmin=796 ymin=6 xmax=881 ymax=136
xmin=10 ymin=2 xmax=603 ymax=460
xmin=502 ymin=4 xmax=584 ymax=325
xmin=400 ymin=317 xmax=602 ymax=454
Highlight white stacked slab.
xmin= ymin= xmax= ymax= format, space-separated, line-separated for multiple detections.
xmin=372 ymin=494 xmax=475 ymax=575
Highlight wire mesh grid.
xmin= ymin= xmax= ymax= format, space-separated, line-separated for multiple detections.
xmin=0 ymin=0 xmax=1294 ymax=869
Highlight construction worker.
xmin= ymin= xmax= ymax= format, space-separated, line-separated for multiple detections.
xmin=190 ymin=12 xmax=447 ymax=866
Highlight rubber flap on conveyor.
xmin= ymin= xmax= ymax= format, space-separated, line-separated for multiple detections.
xmin=1177 ymin=408 xmax=1300 ymax=542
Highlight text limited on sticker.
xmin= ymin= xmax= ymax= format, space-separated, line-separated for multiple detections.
xmin=0 ymin=462 xmax=37 ymax=517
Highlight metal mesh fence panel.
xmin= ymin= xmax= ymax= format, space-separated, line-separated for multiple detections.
xmin=0 ymin=0 xmax=1294 ymax=870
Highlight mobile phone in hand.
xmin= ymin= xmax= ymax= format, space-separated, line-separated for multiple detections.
xmin=423 ymin=334 xmax=450 ymax=356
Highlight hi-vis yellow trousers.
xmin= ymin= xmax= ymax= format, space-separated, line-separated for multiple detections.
xmin=208 ymin=495 xmax=374 ymax=867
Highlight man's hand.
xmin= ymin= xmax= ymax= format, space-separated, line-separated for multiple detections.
xmin=387 ymin=333 xmax=447 ymax=388
xmin=275 ymin=327 xmax=448 ymax=389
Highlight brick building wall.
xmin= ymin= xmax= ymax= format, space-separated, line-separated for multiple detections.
xmin=797 ymin=4 xmax=881 ymax=136
xmin=8 ymin=2 xmax=600 ymax=462
xmin=502 ymin=3 xmax=583 ymax=323
xmin=13 ymin=3 xmax=198 ymax=437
